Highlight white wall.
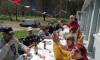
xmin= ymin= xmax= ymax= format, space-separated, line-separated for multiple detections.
xmin=88 ymin=0 xmax=100 ymax=52
xmin=77 ymin=0 xmax=100 ymax=59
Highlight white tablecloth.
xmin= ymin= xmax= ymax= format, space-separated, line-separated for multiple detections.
xmin=59 ymin=27 xmax=69 ymax=38
xmin=29 ymin=39 xmax=66 ymax=60
xmin=16 ymin=39 xmax=66 ymax=60
xmin=30 ymin=39 xmax=54 ymax=60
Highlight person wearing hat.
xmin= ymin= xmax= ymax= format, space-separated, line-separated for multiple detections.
xmin=27 ymin=27 xmax=34 ymax=36
xmin=0 ymin=27 xmax=30 ymax=60
xmin=23 ymin=27 xmax=40 ymax=46
xmin=38 ymin=27 xmax=52 ymax=40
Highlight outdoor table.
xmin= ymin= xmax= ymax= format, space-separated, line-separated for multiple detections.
xmin=29 ymin=39 xmax=66 ymax=60
xmin=59 ymin=26 xmax=69 ymax=38
xmin=30 ymin=39 xmax=54 ymax=60
xmin=17 ymin=38 xmax=66 ymax=60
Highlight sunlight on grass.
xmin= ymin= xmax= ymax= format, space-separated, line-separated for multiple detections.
xmin=0 ymin=30 xmax=39 ymax=39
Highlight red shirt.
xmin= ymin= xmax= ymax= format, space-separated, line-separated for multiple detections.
xmin=67 ymin=21 xmax=79 ymax=31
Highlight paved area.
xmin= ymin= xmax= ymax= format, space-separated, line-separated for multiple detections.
xmin=0 ymin=22 xmax=40 ymax=31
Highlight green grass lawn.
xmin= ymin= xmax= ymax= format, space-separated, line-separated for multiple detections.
xmin=0 ymin=30 xmax=39 ymax=39
xmin=0 ymin=16 xmax=69 ymax=39
xmin=0 ymin=16 xmax=70 ymax=42
xmin=0 ymin=16 xmax=69 ymax=26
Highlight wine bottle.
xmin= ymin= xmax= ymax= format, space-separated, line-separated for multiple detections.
xmin=44 ymin=41 xmax=46 ymax=49
xmin=34 ymin=42 xmax=38 ymax=55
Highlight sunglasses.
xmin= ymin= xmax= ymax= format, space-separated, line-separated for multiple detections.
xmin=73 ymin=47 xmax=81 ymax=53
xmin=66 ymin=38 xmax=70 ymax=41
xmin=71 ymin=47 xmax=81 ymax=57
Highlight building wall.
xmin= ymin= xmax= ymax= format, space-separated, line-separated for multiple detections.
xmin=77 ymin=0 xmax=100 ymax=59
xmin=94 ymin=5 xmax=100 ymax=60
xmin=88 ymin=0 xmax=100 ymax=52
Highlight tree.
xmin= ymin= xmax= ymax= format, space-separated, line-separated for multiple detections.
xmin=0 ymin=0 xmax=84 ymax=18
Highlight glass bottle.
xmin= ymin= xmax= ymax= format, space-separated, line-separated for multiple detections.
xmin=44 ymin=41 xmax=46 ymax=49
xmin=34 ymin=42 xmax=38 ymax=55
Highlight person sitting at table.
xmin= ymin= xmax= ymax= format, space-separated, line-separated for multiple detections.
xmin=52 ymin=31 xmax=88 ymax=60
xmin=56 ymin=21 xmax=62 ymax=30
xmin=58 ymin=34 xmax=75 ymax=51
xmin=67 ymin=15 xmax=79 ymax=31
xmin=65 ymin=34 xmax=76 ymax=51
xmin=69 ymin=27 xmax=77 ymax=43
xmin=61 ymin=27 xmax=78 ymax=51
xmin=38 ymin=27 xmax=52 ymax=40
xmin=23 ymin=27 xmax=40 ymax=46
xmin=49 ymin=22 xmax=56 ymax=34
xmin=77 ymin=31 xmax=84 ymax=44
xmin=46 ymin=22 xmax=51 ymax=29
xmin=0 ymin=27 xmax=30 ymax=60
